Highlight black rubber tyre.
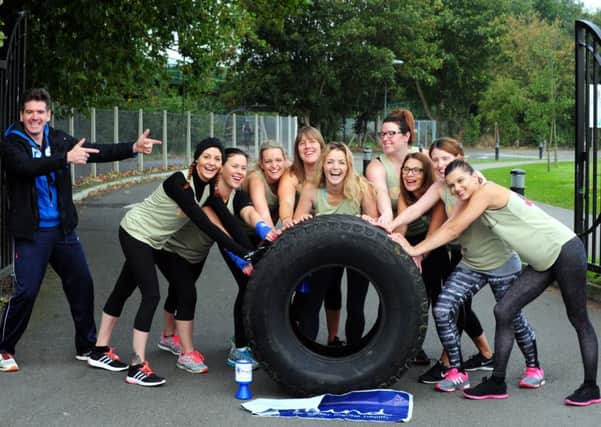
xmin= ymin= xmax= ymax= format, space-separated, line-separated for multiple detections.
xmin=243 ymin=215 xmax=428 ymax=396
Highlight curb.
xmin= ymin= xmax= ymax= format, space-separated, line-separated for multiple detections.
xmin=72 ymin=170 xmax=181 ymax=201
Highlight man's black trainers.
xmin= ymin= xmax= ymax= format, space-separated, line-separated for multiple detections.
xmin=564 ymin=383 xmax=601 ymax=406
xmin=463 ymin=376 xmax=509 ymax=400
xmin=418 ymin=360 xmax=447 ymax=384
xmin=126 ymin=361 xmax=166 ymax=387
xmin=462 ymin=353 xmax=494 ymax=371
xmin=87 ymin=347 xmax=129 ymax=372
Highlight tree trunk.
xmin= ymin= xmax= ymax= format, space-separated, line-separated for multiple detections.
xmin=415 ymin=80 xmax=435 ymax=121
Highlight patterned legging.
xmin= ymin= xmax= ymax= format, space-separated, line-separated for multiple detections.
xmin=434 ymin=263 xmax=538 ymax=369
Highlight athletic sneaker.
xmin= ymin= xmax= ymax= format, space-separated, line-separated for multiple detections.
xmin=519 ymin=367 xmax=545 ymax=389
xmin=564 ymin=383 xmax=601 ymax=406
xmin=463 ymin=376 xmax=509 ymax=400
xmin=418 ymin=361 xmax=448 ymax=384
xmin=462 ymin=353 xmax=494 ymax=371
xmin=158 ymin=334 xmax=182 ymax=355
xmin=87 ymin=347 xmax=129 ymax=372
xmin=0 ymin=353 xmax=19 ymax=372
xmin=411 ymin=349 xmax=431 ymax=366
xmin=75 ymin=350 xmax=92 ymax=361
xmin=126 ymin=361 xmax=166 ymax=387
xmin=435 ymin=368 xmax=470 ymax=392
xmin=176 ymin=350 xmax=208 ymax=374
xmin=227 ymin=346 xmax=259 ymax=370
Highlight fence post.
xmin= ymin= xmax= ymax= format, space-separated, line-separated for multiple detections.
xmin=186 ymin=111 xmax=192 ymax=165
xmin=113 ymin=106 xmax=120 ymax=173
xmin=275 ymin=115 xmax=281 ymax=146
xmin=138 ymin=109 xmax=144 ymax=172
xmin=287 ymin=115 xmax=292 ymax=152
xmin=232 ymin=113 xmax=237 ymax=147
xmin=254 ymin=114 xmax=259 ymax=159
xmin=90 ymin=108 xmax=97 ymax=178
xmin=210 ymin=112 xmax=214 ymax=137
xmin=69 ymin=109 xmax=75 ymax=183
xmin=162 ymin=110 xmax=168 ymax=170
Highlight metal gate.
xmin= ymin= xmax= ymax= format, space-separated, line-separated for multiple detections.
xmin=0 ymin=11 xmax=27 ymax=273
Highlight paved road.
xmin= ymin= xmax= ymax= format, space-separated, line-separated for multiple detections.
xmin=3 ymin=182 xmax=601 ymax=427
xmin=2 ymin=151 xmax=600 ymax=427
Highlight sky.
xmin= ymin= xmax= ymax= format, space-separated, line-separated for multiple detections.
xmin=582 ymin=0 xmax=601 ymax=12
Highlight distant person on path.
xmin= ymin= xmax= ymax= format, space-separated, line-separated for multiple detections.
xmin=242 ymin=121 xmax=253 ymax=149
xmin=0 ymin=88 xmax=161 ymax=373
xmin=394 ymin=159 xmax=599 ymax=406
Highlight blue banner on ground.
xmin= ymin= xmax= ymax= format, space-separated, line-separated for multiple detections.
xmin=241 ymin=389 xmax=413 ymax=423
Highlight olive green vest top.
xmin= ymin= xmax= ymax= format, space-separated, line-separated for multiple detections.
xmin=442 ymin=185 xmax=515 ymax=271
xmin=481 ymin=190 xmax=574 ymax=271
xmin=379 ymin=156 xmax=400 ymax=217
xmin=121 ymin=173 xmax=210 ymax=250
xmin=313 ymin=188 xmax=360 ymax=215
xmin=162 ymin=190 xmax=236 ymax=264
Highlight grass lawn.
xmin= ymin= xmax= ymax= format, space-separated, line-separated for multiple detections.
xmin=480 ymin=161 xmax=575 ymax=209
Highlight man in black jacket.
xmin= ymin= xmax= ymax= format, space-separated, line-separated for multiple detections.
xmin=0 ymin=88 xmax=161 ymax=372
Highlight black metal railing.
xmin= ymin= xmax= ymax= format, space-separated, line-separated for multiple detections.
xmin=575 ymin=19 xmax=601 ymax=272
xmin=0 ymin=11 xmax=27 ymax=274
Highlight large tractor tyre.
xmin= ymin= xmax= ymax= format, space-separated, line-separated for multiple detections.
xmin=243 ymin=215 xmax=428 ymax=397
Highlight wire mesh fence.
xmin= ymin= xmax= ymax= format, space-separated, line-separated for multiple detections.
xmin=52 ymin=108 xmax=299 ymax=182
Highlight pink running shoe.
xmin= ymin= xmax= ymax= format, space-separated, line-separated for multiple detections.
xmin=435 ymin=368 xmax=470 ymax=392
xmin=519 ymin=367 xmax=545 ymax=389
xmin=158 ymin=334 xmax=182 ymax=355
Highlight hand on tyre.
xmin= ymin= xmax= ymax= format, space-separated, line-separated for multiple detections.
xmin=390 ymin=232 xmax=417 ymax=256
xmin=265 ymin=229 xmax=280 ymax=242
xmin=361 ymin=214 xmax=378 ymax=225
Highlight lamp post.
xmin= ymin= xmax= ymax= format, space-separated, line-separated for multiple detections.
xmin=384 ymin=59 xmax=404 ymax=116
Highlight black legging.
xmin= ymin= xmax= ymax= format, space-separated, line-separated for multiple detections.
xmin=103 ymin=227 xmax=161 ymax=332
xmin=296 ymin=267 xmax=369 ymax=345
xmin=156 ymin=250 xmax=205 ymax=321
xmin=493 ymin=237 xmax=598 ymax=385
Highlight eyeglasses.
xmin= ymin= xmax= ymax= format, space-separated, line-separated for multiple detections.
xmin=379 ymin=130 xmax=403 ymax=138
xmin=401 ymin=167 xmax=424 ymax=175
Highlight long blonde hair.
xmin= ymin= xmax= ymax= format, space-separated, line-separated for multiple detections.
xmin=313 ymin=143 xmax=374 ymax=208
xmin=290 ymin=126 xmax=326 ymax=183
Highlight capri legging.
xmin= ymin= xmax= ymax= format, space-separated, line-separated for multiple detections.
xmin=103 ymin=227 xmax=161 ymax=332
xmin=434 ymin=262 xmax=538 ymax=369
xmin=492 ymin=237 xmax=598 ymax=383
xmin=156 ymin=250 xmax=206 ymax=321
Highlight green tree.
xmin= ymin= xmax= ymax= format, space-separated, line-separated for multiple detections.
xmin=412 ymin=0 xmax=511 ymax=138
xmin=478 ymin=15 xmax=572 ymax=146
xmin=224 ymin=0 xmax=441 ymax=139
xmin=1 ymin=1 xmax=253 ymax=112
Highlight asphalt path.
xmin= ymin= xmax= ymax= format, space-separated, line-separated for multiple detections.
xmin=2 ymin=153 xmax=601 ymax=426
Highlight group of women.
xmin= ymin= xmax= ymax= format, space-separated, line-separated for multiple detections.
xmin=81 ymin=110 xmax=599 ymax=407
